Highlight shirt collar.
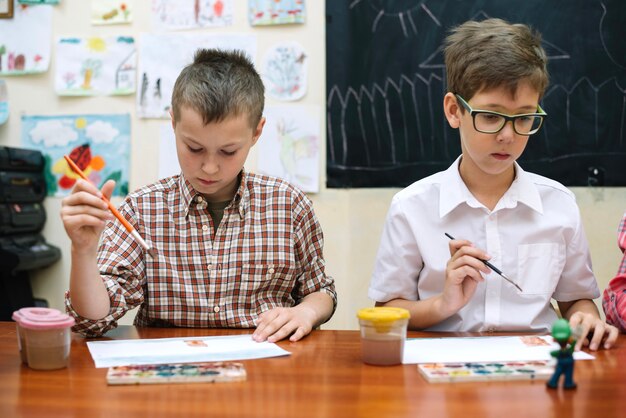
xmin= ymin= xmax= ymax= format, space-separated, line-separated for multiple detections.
xmin=178 ymin=171 xmax=248 ymax=219
xmin=233 ymin=170 xmax=248 ymax=219
xmin=502 ymin=163 xmax=543 ymax=214
xmin=439 ymin=156 xmax=543 ymax=218
xmin=178 ymin=174 xmax=196 ymax=218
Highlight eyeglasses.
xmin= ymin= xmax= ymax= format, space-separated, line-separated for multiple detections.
xmin=455 ymin=94 xmax=547 ymax=136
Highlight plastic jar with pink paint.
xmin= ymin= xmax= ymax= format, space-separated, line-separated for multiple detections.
xmin=14 ymin=307 xmax=75 ymax=370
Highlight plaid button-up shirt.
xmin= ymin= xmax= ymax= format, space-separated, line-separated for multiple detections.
xmin=66 ymin=171 xmax=337 ymax=337
xmin=603 ymin=214 xmax=626 ymax=332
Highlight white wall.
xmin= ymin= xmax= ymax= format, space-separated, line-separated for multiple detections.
xmin=1 ymin=1 xmax=624 ymax=330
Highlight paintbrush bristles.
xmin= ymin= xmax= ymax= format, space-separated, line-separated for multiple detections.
xmin=130 ymin=230 xmax=156 ymax=258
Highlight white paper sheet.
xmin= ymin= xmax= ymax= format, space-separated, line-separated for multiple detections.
xmin=87 ymin=333 xmax=291 ymax=368
xmin=402 ymin=336 xmax=594 ymax=364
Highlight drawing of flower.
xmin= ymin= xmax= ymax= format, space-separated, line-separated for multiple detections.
xmin=120 ymin=3 xmax=130 ymax=20
xmin=63 ymin=72 xmax=76 ymax=89
xmin=214 ymin=0 xmax=224 ymax=18
xmin=264 ymin=44 xmax=306 ymax=101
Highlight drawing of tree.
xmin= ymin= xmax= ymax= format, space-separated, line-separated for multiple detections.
xmin=80 ymin=59 xmax=102 ymax=90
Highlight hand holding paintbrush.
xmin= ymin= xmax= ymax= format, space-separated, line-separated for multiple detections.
xmin=64 ymin=155 xmax=156 ymax=258
xmin=445 ymin=233 xmax=522 ymax=292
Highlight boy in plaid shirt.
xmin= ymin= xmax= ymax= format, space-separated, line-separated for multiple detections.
xmin=61 ymin=49 xmax=336 ymax=341
xmin=603 ymin=214 xmax=626 ymax=332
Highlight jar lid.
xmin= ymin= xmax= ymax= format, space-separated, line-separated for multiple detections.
xmin=357 ymin=307 xmax=410 ymax=323
xmin=13 ymin=307 xmax=61 ymax=321
xmin=11 ymin=309 xmax=25 ymax=322
xmin=17 ymin=307 xmax=75 ymax=330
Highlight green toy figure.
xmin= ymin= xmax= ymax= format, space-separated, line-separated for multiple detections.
xmin=546 ymin=319 xmax=578 ymax=389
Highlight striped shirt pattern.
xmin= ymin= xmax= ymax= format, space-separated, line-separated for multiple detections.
xmin=65 ymin=171 xmax=336 ymax=337
xmin=603 ymin=214 xmax=626 ymax=331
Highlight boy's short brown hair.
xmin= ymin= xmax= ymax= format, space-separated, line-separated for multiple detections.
xmin=171 ymin=49 xmax=264 ymax=128
xmin=444 ymin=18 xmax=549 ymax=101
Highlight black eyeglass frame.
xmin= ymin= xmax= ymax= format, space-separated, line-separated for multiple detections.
xmin=455 ymin=94 xmax=547 ymax=136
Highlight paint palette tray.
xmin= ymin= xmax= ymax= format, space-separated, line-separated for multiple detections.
xmin=107 ymin=361 xmax=246 ymax=385
xmin=418 ymin=360 xmax=554 ymax=383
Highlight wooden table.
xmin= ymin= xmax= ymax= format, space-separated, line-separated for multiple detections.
xmin=0 ymin=322 xmax=623 ymax=418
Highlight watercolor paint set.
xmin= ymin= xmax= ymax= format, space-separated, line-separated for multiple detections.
xmin=418 ymin=360 xmax=554 ymax=383
xmin=106 ymin=361 xmax=247 ymax=385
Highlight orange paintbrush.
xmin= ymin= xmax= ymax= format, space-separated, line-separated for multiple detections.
xmin=64 ymin=155 xmax=156 ymax=258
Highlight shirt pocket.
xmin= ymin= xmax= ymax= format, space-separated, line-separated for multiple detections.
xmin=516 ymin=243 xmax=565 ymax=295
xmin=241 ymin=263 xmax=297 ymax=303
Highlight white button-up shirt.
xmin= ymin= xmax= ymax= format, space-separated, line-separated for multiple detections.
xmin=369 ymin=157 xmax=599 ymax=332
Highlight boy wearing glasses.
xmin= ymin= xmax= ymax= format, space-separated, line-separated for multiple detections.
xmin=369 ymin=18 xmax=618 ymax=350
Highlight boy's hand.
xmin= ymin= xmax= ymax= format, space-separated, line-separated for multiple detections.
xmin=568 ymin=311 xmax=619 ymax=351
xmin=252 ymin=305 xmax=318 ymax=343
xmin=61 ymin=179 xmax=115 ymax=253
xmin=441 ymin=238 xmax=491 ymax=316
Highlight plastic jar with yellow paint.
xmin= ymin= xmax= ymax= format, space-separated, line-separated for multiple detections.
xmin=356 ymin=307 xmax=410 ymax=366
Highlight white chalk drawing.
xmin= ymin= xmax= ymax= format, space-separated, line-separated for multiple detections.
xmin=327 ymin=0 xmax=626 ymax=186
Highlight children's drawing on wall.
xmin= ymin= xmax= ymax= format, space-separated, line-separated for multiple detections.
xmin=55 ymin=36 xmax=136 ymax=96
xmin=0 ymin=4 xmax=52 ymax=75
xmin=249 ymin=0 xmax=305 ymax=26
xmin=151 ymin=0 xmax=233 ymax=30
xmin=92 ymin=0 xmax=133 ymax=25
xmin=0 ymin=80 xmax=8 ymax=125
xmin=138 ymin=32 xmax=256 ymax=118
xmin=257 ymin=105 xmax=320 ymax=193
xmin=262 ymin=41 xmax=307 ymax=102
xmin=18 ymin=0 xmax=59 ymax=4
xmin=21 ymin=114 xmax=131 ymax=197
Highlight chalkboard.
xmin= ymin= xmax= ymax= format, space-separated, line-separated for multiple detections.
xmin=326 ymin=0 xmax=626 ymax=187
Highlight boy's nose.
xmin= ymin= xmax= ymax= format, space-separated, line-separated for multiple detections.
xmin=496 ymin=120 xmax=516 ymax=142
xmin=201 ymin=158 xmax=219 ymax=174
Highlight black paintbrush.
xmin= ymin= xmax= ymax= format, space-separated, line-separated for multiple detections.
xmin=445 ymin=233 xmax=522 ymax=292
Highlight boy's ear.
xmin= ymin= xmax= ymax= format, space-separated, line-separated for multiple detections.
xmin=169 ymin=109 xmax=176 ymax=130
xmin=443 ymin=92 xmax=461 ymax=129
xmin=251 ymin=117 xmax=266 ymax=146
